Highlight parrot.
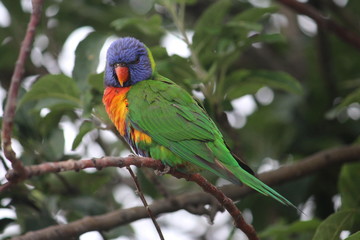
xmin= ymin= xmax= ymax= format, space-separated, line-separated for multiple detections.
xmin=102 ymin=37 xmax=296 ymax=208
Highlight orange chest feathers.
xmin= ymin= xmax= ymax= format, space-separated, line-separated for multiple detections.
xmin=102 ymin=87 xmax=152 ymax=145
xmin=102 ymin=87 xmax=130 ymax=136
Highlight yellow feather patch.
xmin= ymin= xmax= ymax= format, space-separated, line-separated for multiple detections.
xmin=146 ymin=47 xmax=156 ymax=73
xmin=131 ymin=127 xmax=152 ymax=144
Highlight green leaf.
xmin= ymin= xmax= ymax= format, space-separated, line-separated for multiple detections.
xmin=339 ymin=162 xmax=360 ymax=209
xmin=111 ymin=15 xmax=163 ymax=36
xmin=326 ymin=88 xmax=360 ymax=119
xmin=73 ymin=32 xmax=109 ymax=87
xmin=329 ymin=88 xmax=360 ymax=118
xmin=19 ymin=74 xmax=81 ymax=108
xmin=226 ymin=69 xmax=303 ymax=100
xmin=58 ymin=171 xmax=113 ymax=194
xmin=226 ymin=20 xmax=263 ymax=32
xmin=39 ymin=109 xmax=66 ymax=137
xmin=72 ymin=121 xmax=94 ymax=150
xmin=232 ymin=6 xmax=278 ymax=22
xmin=14 ymin=196 xmax=57 ymax=232
xmin=149 ymin=46 xmax=168 ymax=59
xmin=45 ymin=128 xmax=65 ymax=160
xmin=338 ymin=87 xmax=360 ymax=108
xmin=247 ymin=33 xmax=285 ymax=44
xmin=226 ymin=7 xmax=278 ymax=33
xmin=162 ymin=0 xmax=197 ymax=4
xmin=88 ymin=72 xmax=104 ymax=93
xmin=194 ymin=0 xmax=230 ymax=33
xmin=345 ymin=231 xmax=360 ymax=240
xmin=82 ymin=73 xmax=105 ymax=116
xmin=156 ymin=54 xmax=197 ymax=90
xmin=312 ymin=209 xmax=360 ymax=240
xmin=64 ymin=196 xmax=107 ymax=217
xmin=260 ymin=219 xmax=321 ymax=240
xmin=193 ymin=0 xmax=231 ymax=47
xmin=104 ymin=225 xmax=135 ymax=239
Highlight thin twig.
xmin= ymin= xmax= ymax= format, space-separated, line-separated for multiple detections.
xmin=275 ymin=0 xmax=360 ymax=50
xmin=126 ymin=166 xmax=165 ymax=240
xmin=1 ymin=0 xmax=44 ymax=176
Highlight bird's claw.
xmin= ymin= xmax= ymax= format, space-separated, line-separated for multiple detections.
xmin=154 ymin=165 xmax=171 ymax=176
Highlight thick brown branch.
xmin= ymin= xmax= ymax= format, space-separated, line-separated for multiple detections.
xmin=5 ymin=156 xmax=164 ymax=183
xmin=1 ymin=0 xmax=44 ymax=176
xmin=275 ymin=0 xmax=360 ymax=50
xmin=9 ymin=145 xmax=360 ymax=240
xmin=12 ymin=192 xmax=214 ymax=240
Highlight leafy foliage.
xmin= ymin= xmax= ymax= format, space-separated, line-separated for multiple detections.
xmin=225 ymin=69 xmax=303 ymax=100
xmin=259 ymin=219 xmax=321 ymax=240
xmin=0 ymin=0 xmax=360 ymax=239
xmin=346 ymin=231 xmax=360 ymax=240
xmin=73 ymin=32 xmax=109 ymax=87
xmin=312 ymin=209 xmax=360 ymax=240
xmin=20 ymin=74 xmax=81 ymax=110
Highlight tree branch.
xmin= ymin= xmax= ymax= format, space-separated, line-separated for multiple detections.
xmin=275 ymin=0 xmax=360 ymax=50
xmin=4 ymin=156 xmax=163 ymax=183
xmin=1 ymin=0 xmax=44 ymax=177
xmin=5 ymin=155 xmax=257 ymax=239
xmin=8 ymin=144 xmax=360 ymax=240
xmin=170 ymin=171 xmax=258 ymax=240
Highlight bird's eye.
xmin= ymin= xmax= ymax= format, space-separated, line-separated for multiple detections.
xmin=130 ymin=56 xmax=140 ymax=64
xmin=112 ymin=62 xmax=126 ymax=68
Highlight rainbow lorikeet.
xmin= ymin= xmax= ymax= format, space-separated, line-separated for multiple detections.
xmin=103 ymin=37 xmax=295 ymax=208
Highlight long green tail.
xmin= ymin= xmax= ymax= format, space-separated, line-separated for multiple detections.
xmin=234 ymin=168 xmax=298 ymax=209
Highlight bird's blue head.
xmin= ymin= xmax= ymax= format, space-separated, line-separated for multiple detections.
xmin=104 ymin=37 xmax=155 ymax=87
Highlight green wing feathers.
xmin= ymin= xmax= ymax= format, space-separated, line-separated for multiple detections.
xmin=127 ymin=74 xmax=295 ymax=208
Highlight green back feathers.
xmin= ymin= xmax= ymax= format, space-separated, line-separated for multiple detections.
xmin=127 ymin=70 xmax=296 ymax=209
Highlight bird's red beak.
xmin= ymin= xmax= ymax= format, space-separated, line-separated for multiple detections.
xmin=115 ymin=64 xmax=129 ymax=87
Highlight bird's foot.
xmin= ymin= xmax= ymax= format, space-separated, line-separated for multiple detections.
xmin=154 ymin=165 xmax=171 ymax=176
